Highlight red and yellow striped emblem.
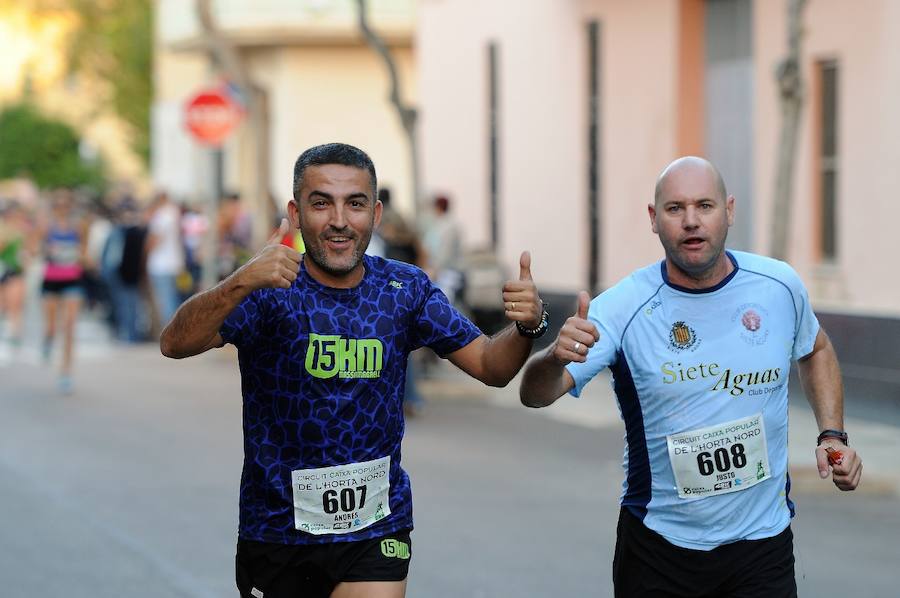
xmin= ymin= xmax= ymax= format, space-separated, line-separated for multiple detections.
xmin=672 ymin=322 xmax=692 ymax=346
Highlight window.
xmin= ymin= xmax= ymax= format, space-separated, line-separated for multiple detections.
xmin=587 ymin=20 xmax=602 ymax=293
xmin=487 ymin=41 xmax=500 ymax=250
xmin=818 ymin=60 xmax=839 ymax=261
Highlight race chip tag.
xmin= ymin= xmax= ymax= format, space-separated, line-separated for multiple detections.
xmin=291 ymin=456 xmax=391 ymax=535
xmin=666 ymin=414 xmax=771 ymax=499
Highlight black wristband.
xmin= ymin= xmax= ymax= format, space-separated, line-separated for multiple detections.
xmin=816 ymin=429 xmax=848 ymax=446
xmin=516 ymin=307 xmax=549 ymax=339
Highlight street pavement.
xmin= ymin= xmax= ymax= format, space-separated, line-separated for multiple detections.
xmin=1 ymin=311 xmax=899 ymax=597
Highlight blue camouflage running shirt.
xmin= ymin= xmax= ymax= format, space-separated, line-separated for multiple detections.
xmin=220 ymin=254 xmax=481 ymax=545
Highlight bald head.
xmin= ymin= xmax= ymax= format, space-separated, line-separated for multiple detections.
xmin=654 ymin=156 xmax=727 ymax=206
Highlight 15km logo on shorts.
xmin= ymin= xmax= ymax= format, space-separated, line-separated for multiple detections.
xmin=305 ymin=334 xmax=384 ymax=379
xmin=381 ymin=539 xmax=410 ymax=560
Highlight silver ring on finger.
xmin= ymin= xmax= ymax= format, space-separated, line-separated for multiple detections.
xmin=573 ymin=341 xmax=581 ymax=353
xmin=512 ymin=302 xmax=517 ymax=311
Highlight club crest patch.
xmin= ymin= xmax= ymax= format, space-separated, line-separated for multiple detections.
xmin=741 ymin=309 xmax=761 ymax=331
xmin=669 ymin=321 xmax=700 ymax=352
xmin=731 ymin=303 xmax=770 ymax=346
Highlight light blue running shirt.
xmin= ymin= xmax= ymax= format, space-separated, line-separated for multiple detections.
xmin=567 ymin=251 xmax=819 ymax=550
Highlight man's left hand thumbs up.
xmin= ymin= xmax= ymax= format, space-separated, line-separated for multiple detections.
xmin=519 ymin=251 xmax=533 ymax=281
xmin=503 ymin=250 xmax=543 ymax=329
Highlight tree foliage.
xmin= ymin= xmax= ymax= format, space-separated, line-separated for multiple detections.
xmin=0 ymin=0 xmax=155 ymax=165
xmin=64 ymin=0 xmax=154 ymax=165
xmin=0 ymin=103 xmax=105 ymax=190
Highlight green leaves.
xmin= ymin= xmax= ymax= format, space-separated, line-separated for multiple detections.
xmin=64 ymin=0 xmax=153 ymax=164
xmin=1 ymin=0 xmax=152 ymax=169
xmin=0 ymin=103 xmax=105 ymax=190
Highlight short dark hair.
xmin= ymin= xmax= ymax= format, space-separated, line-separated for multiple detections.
xmin=292 ymin=143 xmax=377 ymax=200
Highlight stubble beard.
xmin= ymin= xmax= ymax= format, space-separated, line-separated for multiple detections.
xmin=664 ymin=235 xmax=728 ymax=283
xmin=304 ymin=227 xmax=373 ymax=277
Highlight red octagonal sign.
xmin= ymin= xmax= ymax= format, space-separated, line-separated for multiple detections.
xmin=184 ymin=88 xmax=243 ymax=146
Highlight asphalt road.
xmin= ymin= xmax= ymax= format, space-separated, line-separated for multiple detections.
xmin=1 ymin=343 xmax=898 ymax=597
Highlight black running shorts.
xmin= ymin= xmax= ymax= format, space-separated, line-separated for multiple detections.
xmin=236 ymin=529 xmax=412 ymax=598
xmin=613 ymin=507 xmax=796 ymax=598
xmin=41 ymin=278 xmax=84 ymax=296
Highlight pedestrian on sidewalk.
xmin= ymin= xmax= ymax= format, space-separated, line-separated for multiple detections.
xmin=146 ymin=190 xmax=185 ymax=329
xmin=422 ymin=194 xmax=462 ymax=306
xmin=520 ymin=156 xmax=862 ymax=598
xmin=103 ymin=198 xmax=148 ymax=343
xmin=160 ymin=142 xmax=548 ymax=598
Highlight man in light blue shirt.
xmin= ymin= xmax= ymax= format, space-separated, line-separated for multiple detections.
xmin=520 ymin=157 xmax=862 ymax=597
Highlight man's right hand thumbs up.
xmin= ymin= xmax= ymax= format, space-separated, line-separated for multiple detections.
xmin=268 ymin=218 xmax=290 ymax=246
xmin=551 ymin=291 xmax=600 ymax=365
xmin=234 ymin=217 xmax=302 ymax=290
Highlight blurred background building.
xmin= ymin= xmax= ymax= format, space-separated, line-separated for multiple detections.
xmin=415 ymin=0 xmax=900 ymax=399
xmin=2 ymin=0 xmax=898 ymax=398
xmin=153 ymin=0 xmax=417 ymax=244
xmin=0 ymin=0 xmax=149 ymax=190
xmin=420 ymin=0 xmax=899 ymax=309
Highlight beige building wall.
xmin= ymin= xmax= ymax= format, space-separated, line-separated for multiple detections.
xmin=580 ymin=0 xmax=682 ymax=288
xmin=249 ymin=46 xmax=416 ymax=213
xmin=420 ymin=0 xmax=900 ymax=315
xmin=754 ymin=0 xmax=900 ymax=316
xmin=419 ymin=0 xmax=681 ymax=293
xmin=154 ymin=0 xmax=417 ymax=223
xmin=417 ymin=0 xmax=493 ymax=252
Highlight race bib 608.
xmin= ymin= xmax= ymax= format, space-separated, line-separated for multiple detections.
xmin=666 ymin=414 xmax=771 ymax=499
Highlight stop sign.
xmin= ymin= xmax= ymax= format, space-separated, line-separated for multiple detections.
xmin=184 ymin=88 xmax=243 ymax=146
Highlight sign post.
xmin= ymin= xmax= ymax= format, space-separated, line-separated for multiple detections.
xmin=184 ymin=88 xmax=243 ymax=146
xmin=184 ymin=86 xmax=244 ymax=289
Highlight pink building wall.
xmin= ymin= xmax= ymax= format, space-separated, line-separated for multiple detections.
xmin=419 ymin=0 xmax=900 ymax=316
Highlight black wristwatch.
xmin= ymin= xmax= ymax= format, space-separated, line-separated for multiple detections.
xmin=816 ymin=429 xmax=849 ymax=446
xmin=516 ymin=306 xmax=550 ymax=339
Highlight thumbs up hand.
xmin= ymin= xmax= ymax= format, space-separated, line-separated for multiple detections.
xmin=267 ymin=217 xmax=290 ymax=246
xmin=234 ymin=218 xmax=303 ymax=290
xmin=551 ymin=291 xmax=600 ymax=365
xmin=502 ymin=251 xmax=543 ymax=329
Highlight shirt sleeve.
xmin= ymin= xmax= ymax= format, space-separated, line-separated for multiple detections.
xmin=784 ymin=267 xmax=820 ymax=360
xmin=565 ymin=296 xmax=621 ymax=398
xmin=410 ymin=281 xmax=481 ymax=357
xmin=219 ymin=289 xmax=266 ymax=349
